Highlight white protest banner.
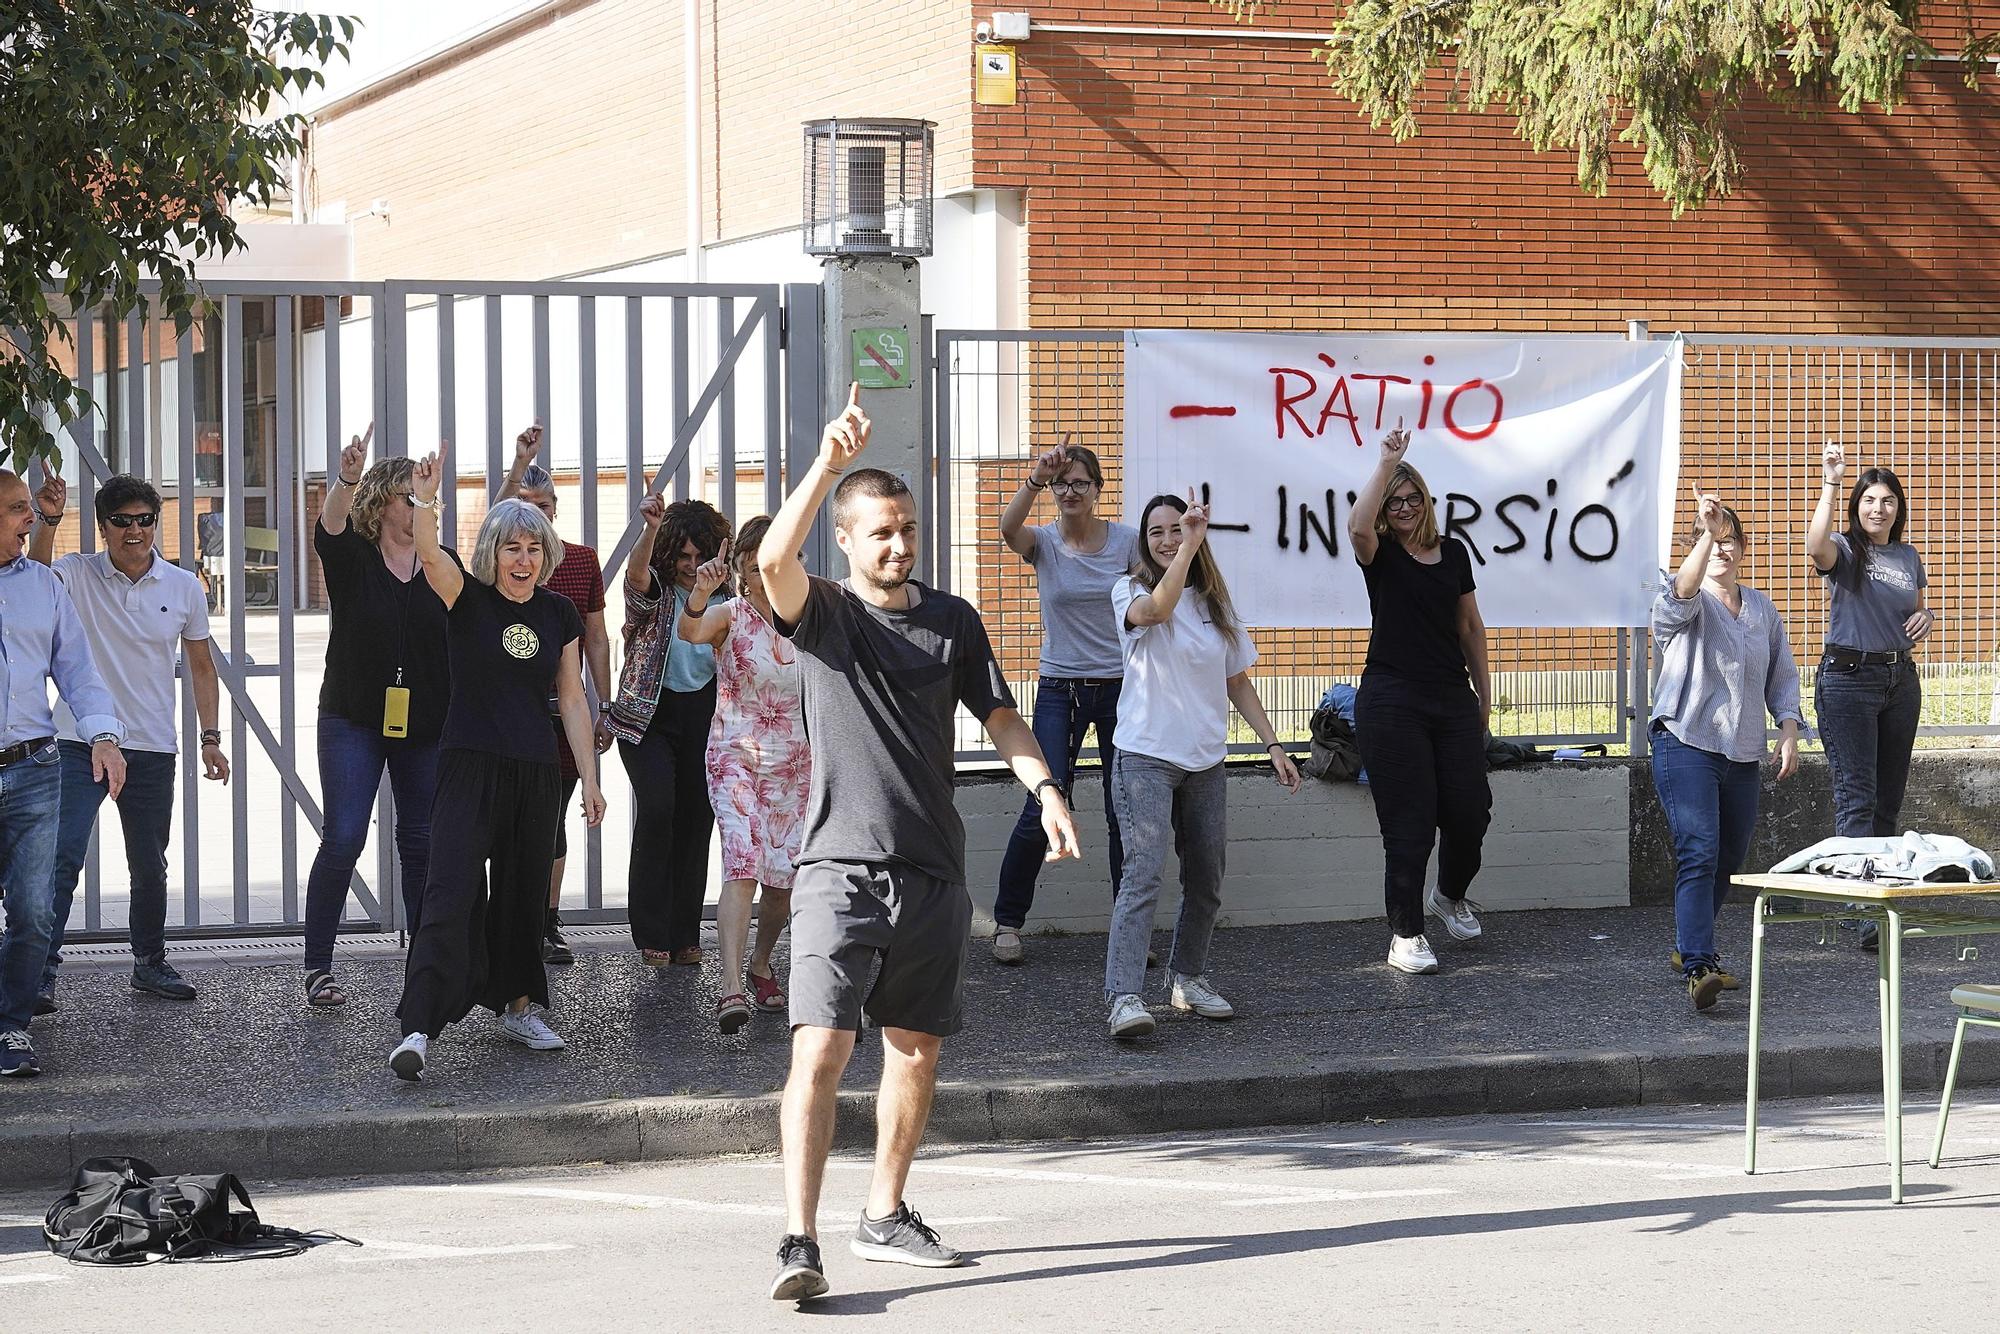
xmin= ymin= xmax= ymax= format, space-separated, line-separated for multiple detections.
xmin=1122 ymin=332 xmax=1683 ymax=628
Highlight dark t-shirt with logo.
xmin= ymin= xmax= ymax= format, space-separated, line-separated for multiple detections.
xmin=440 ymin=577 xmax=584 ymax=764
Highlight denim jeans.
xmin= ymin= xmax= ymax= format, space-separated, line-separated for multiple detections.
xmin=303 ymin=713 xmax=440 ymax=974
xmin=1354 ymin=674 xmax=1493 ymax=939
xmin=41 ymin=742 xmax=177 ymax=989
xmin=993 ymin=677 xmax=1124 ymax=931
xmin=1103 ymin=752 xmax=1226 ymax=1001
xmin=1815 ymin=657 xmax=1922 ymax=838
xmin=0 ymin=745 xmax=64 ymax=1032
xmin=1651 ymin=725 xmax=1760 ymax=970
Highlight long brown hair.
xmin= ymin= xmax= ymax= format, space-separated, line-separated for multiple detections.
xmin=1133 ymin=493 xmax=1241 ymax=643
xmin=1373 ymin=461 xmax=1440 ymax=550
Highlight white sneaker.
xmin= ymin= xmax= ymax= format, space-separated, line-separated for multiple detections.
xmin=1387 ymin=934 xmax=1440 ymax=975
xmin=1425 ymin=885 xmax=1483 ymax=941
xmin=499 ymin=1008 xmax=566 ymax=1051
xmin=1107 ymin=993 xmax=1157 ymax=1039
xmin=389 ymin=1033 xmax=427 ymax=1081
xmin=991 ymin=931 xmax=1024 ymax=965
xmin=1168 ymin=973 xmax=1235 ymax=1020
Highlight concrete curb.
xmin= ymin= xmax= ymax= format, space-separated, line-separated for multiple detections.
xmin=9 ymin=1035 xmax=1998 ymax=1192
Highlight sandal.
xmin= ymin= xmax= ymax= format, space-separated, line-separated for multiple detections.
xmin=672 ymin=946 xmax=703 ymax=966
xmin=640 ymin=948 xmax=674 ymax=967
xmin=716 ymin=992 xmax=751 ymax=1035
xmin=305 ymin=970 xmax=347 ymax=1008
xmin=747 ymin=968 xmax=786 ymax=1011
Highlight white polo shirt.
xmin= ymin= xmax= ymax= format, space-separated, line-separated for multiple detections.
xmin=52 ymin=551 xmax=212 ymax=754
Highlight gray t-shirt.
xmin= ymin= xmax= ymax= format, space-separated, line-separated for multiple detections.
xmin=1823 ymin=533 xmax=1926 ymax=654
xmin=777 ymin=575 xmax=1016 ymax=885
xmin=1028 ymin=521 xmax=1140 ymax=678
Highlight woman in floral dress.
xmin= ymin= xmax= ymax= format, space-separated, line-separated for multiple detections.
xmin=678 ymin=514 xmax=810 ymax=1033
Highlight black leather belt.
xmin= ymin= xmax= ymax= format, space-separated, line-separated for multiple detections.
xmin=0 ymin=736 xmax=55 ymax=768
xmin=1040 ymin=675 xmax=1120 ymax=688
xmin=1824 ymin=646 xmax=1908 ymax=666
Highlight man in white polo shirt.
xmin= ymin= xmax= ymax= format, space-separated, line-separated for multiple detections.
xmin=28 ymin=471 xmax=229 ymax=1012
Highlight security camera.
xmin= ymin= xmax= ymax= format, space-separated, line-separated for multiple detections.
xmin=975 ymin=20 xmax=991 ymax=40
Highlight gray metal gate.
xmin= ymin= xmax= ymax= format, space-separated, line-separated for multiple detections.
xmin=51 ymin=278 xmax=810 ymax=942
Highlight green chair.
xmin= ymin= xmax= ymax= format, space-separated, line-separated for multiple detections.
xmin=1929 ymin=983 xmax=2000 ymax=1167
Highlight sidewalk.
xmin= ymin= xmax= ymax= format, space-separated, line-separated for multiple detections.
xmin=7 ymin=904 xmax=1997 ymax=1189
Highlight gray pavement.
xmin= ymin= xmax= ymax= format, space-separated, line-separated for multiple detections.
xmin=8 ymin=904 xmax=2000 ymax=1189
xmin=6 ymin=1094 xmax=1997 ymax=1330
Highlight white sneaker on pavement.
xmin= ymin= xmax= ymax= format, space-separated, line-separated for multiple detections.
xmin=389 ymin=1032 xmax=427 ymax=1081
xmin=991 ymin=931 xmax=1024 ymax=965
xmin=1425 ymin=885 xmax=1483 ymax=941
xmin=499 ymin=1008 xmax=566 ymax=1051
xmin=1107 ymin=993 xmax=1157 ymax=1038
xmin=1168 ymin=973 xmax=1235 ymax=1020
xmin=1387 ymin=934 xmax=1440 ymax=975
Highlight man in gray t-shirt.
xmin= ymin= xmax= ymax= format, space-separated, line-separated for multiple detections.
xmin=756 ymin=385 xmax=1080 ymax=1304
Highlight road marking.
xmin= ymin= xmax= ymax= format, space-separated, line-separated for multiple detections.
xmin=339 ymin=1239 xmax=574 ymax=1264
xmin=0 ymin=1215 xmax=43 ymax=1225
xmin=0 ymin=1275 xmax=62 ymax=1286
xmin=1301 ymin=1140 xmax=1745 ymax=1180
xmin=1526 ymin=1119 xmax=2000 ymax=1147
xmin=416 ymin=1184 xmax=1007 ymax=1227
xmin=821 ymin=1160 xmax=1453 ymax=1203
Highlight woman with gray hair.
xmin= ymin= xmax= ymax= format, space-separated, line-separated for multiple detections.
xmin=303 ymin=424 xmax=458 ymax=1010
xmin=387 ymin=444 xmax=607 ymax=1082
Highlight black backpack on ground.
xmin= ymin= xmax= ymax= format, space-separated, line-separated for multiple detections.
xmin=43 ymin=1156 xmax=359 ymax=1266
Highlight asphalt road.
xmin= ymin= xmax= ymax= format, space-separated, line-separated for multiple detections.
xmin=7 ymin=1093 xmax=1997 ymax=1330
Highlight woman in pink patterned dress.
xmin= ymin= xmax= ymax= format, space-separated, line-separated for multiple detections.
xmin=678 ymin=515 xmax=810 ymax=1033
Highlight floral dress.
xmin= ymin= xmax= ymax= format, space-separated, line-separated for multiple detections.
xmin=705 ymin=596 xmax=811 ymax=888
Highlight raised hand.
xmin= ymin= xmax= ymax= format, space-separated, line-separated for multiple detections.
xmin=1381 ymin=417 xmax=1410 ymax=464
xmin=1696 ymin=493 xmax=1730 ymax=539
xmin=1179 ymin=486 xmax=1210 ymax=552
xmin=514 ymin=421 xmax=545 ymax=470
xmin=413 ymin=440 xmax=448 ymax=503
xmin=638 ymin=494 xmax=666 ymax=530
xmin=692 ymin=542 xmax=731 ymax=600
xmin=819 ymin=382 xmax=872 ymax=472
xmin=1822 ymin=440 xmax=1846 ymax=487
xmin=35 ymin=468 xmax=66 ymax=519
xmin=1030 ymin=437 xmax=1069 ymax=486
xmin=340 ymin=422 xmax=373 ymax=484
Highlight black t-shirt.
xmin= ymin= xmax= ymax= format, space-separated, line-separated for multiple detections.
xmin=1359 ymin=536 xmax=1477 ymax=684
xmin=775 ymin=576 xmax=1015 ymax=885
xmin=314 ymin=522 xmax=459 ymax=741
xmin=440 ymin=578 xmax=585 ymax=764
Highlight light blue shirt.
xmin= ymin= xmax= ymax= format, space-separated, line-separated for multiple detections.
xmin=0 ymin=553 xmax=124 ymax=747
xmin=1649 ymin=575 xmax=1803 ymax=764
xmin=662 ymin=584 xmax=717 ymax=693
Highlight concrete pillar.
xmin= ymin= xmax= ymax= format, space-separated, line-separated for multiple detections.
xmin=819 ymin=256 xmax=921 ymax=578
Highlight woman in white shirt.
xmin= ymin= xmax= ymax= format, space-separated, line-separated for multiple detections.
xmin=1102 ymin=491 xmax=1301 ymax=1040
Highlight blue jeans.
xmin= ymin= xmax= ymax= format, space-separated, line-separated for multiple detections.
xmin=1815 ymin=656 xmax=1922 ymax=838
xmin=303 ymin=713 xmax=440 ymax=973
xmin=42 ymin=742 xmax=178 ymax=989
xmin=1651 ymin=725 xmax=1760 ymax=970
xmin=0 ymin=746 xmax=64 ymax=1032
xmin=1103 ymin=752 xmax=1225 ymax=1000
xmin=993 ymin=677 xmax=1124 ymax=931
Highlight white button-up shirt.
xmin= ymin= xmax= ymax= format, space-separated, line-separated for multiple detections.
xmin=0 ymin=553 xmax=122 ymax=747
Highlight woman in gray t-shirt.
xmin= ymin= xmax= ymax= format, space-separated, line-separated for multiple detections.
xmin=1807 ymin=444 xmax=1932 ymax=872
xmin=990 ymin=441 xmax=1141 ymax=964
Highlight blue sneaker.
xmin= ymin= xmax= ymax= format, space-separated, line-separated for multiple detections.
xmin=0 ymin=1029 xmax=40 ymax=1078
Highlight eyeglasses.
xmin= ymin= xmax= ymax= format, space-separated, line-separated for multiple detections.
xmin=1049 ymin=480 xmax=1096 ymax=496
xmin=1384 ymin=494 xmax=1426 ymax=513
xmin=105 ymin=513 xmax=158 ymax=529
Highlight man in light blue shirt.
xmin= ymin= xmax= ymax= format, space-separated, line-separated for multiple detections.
xmin=0 ymin=469 xmax=126 ymax=1077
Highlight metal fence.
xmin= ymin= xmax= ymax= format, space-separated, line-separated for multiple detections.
xmin=930 ymin=327 xmax=2000 ymax=759
xmin=51 ymin=278 xmax=803 ymax=941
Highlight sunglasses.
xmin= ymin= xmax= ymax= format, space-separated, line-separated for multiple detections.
xmin=105 ymin=513 xmax=158 ymax=529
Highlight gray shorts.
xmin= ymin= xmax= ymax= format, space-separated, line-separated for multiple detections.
xmin=787 ymin=859 xmax=971 ymax=1037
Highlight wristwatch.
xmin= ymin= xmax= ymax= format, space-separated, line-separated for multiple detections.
xmin=89 ymin=732 xmax=118 ymax=746
xmin=37 ymin=509 xmax=62 ymax=526
xmin=200 ymin=729 xmax=223 ymax=746
xmin=410 ymin=496 xmax=441 ymax=510
xmin=1033 ymin=777 xmax=1064 ymax=804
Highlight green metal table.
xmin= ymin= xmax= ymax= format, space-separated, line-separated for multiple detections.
xmin=1734 ymin=873 xmax=2000 ymax=1204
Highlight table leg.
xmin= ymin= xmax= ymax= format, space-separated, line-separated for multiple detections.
xmin=1745 ymin=892 xmax=1768 ymax=1175
xmin=1886 ymin=907 xmax=1904 ymax=1204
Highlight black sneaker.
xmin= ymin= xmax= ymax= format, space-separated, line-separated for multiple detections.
xmin=1858 ymin=920 xmax=1880 ymax=953
xmin=0 ymin=1029 xmax=39 ymax=1078
xmin=770 ymin=1234 xmax=829 ymax=1302
xmin=543 ymin=914 xmax=575 ymax=966
xmin=132 ymin=958 xmax=196 ymax=1001
xmin=1686 ymin=964 xmax=1725 ymax=1012
xmin=32 ymin=989 xmax=57 ymax=1017
xmin=850 ymin=1202 xmax=965 ymax=1268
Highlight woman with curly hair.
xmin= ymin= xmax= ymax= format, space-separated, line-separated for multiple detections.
xmin=678 ymin=514 xmax=810 ymax=1032
xmin=609 ymin=494 xmax=732 ymax=964
xmin=303 ymin=425 xmax=460 ymax=1009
